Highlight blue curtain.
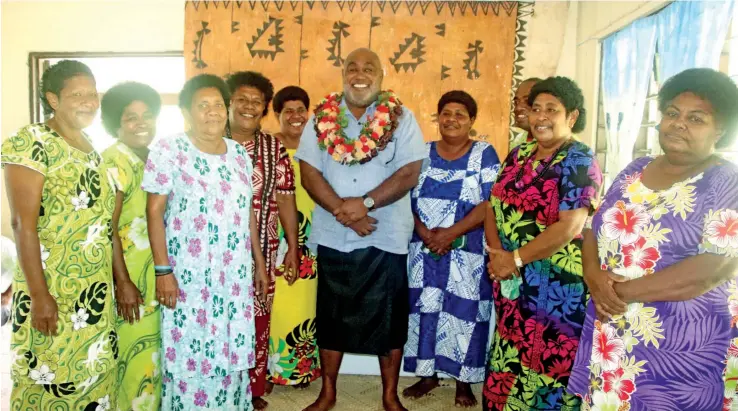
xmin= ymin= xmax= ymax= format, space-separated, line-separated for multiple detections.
xmin=657 ymin=0 xmax=735 ymax=83
xmin=601 ymin=16 xmax=658 ymax=187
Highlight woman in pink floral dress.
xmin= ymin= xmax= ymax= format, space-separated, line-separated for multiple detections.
xmin=569 ymin=68 xmax=738 ymax=411
xmin=144 ymin=74 xmax=268 ymax=410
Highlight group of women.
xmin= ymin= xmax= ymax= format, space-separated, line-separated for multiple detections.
xmin=4 ymin=57 xmax=738 ymax=411
xmin=402 ymin=68 xmax=738 ymax=411
xmin=2 ymin=61 xmax=319 ymax=411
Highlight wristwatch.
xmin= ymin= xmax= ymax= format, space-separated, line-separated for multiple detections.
xmin=362 ymin=194 xmax=375 ymax=211
xmin=513 ymin=249 xmax=523 ymax=268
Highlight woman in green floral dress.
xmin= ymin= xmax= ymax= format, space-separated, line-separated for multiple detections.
xmin=101 ymin=82 xmax=163 ymax=411
xmin=2 ymin=60 xmax=119 ymax=410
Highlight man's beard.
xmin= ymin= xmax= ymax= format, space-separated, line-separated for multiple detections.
xmin=343 ymin=83 xmax=381 ymax=107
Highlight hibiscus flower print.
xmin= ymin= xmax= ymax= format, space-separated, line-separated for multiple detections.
xmin=622 ymin=237 xmax=661 ymax=270
xmin=590 ymin=390 xmax=621 ymax=411
xmin=602 ymin=367 xmax=636 ymax=401
xmin=194 ymin=214 xmax=207 ymax=231
xmin=704 ymin=209 xmax=738 ymax=251
xmin=591 ymin=322 xmax=625 ymax=371
xmin=601 ymin=201 xmax=649 ymax=245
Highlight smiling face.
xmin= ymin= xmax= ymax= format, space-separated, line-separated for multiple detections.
xmin=438 ymin=102 xmax=474 ymax=144
xmin=278 ymin=100 xmax=308 ymax=139
xmin=528 ymin=93 xmax=578 ymax=145
xmin=117 ymin=100 xmax=157 ymax=148
xmin=229 ymin=86 xmax=266 ymax=132
xmin=513 ymin=80 xmax=537 ymax=131
xmin=343 ymin=49 xmax=382 ymax=108
xmin=46 ymin=75 xmax=99 ymax=130
xmin=659 ymin=91 xmax=722 ymax=165
xmin=184 ymin=87 xmax=228 ymax=140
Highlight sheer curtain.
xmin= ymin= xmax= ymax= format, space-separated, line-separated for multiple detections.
xmin=600 ymin=16 xmax=658 ymax=187
xmin=657 ymin=0 xmax=735 ymax=82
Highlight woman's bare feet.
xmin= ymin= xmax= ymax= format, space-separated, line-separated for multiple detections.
xmin=401 ymin=376 xmax=440 ymax=399
xmin=253 ymin=397 xmax=269 ymax=410
xmin=293 ymin=381 xmax=311 ymax=390
xmin=383 ymin=394 xmax=409 ymax=411
xmin=454 ymin=381 xmax=477 ymax=408
xmin=302 ymin=393 xmax=336 ymax=411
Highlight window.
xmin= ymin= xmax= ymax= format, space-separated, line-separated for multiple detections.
xmin=30 ymin=52 xmax=185 ymax=152
xmin=595 ymin=10 xmax=738 ymax=184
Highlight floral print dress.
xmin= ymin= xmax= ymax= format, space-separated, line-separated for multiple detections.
xmin=268 ymin=148 xmax=321 ymax=386
xmin=568 ymin=156 xmax=738 ymax=411
xmin=2 ymin=124 xmax=118 ymax=411
xmin=483 ymin=140 xmax=602 ymax=411
xmin=103 ymin=142 xmax=161 ymax=411
xmin=142 ymin=134 xmax=256 ymax=410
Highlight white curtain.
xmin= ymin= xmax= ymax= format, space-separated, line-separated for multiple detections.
xmin=657 ymin=0 xmax=735 ymax=82
xmin=601 ymin=16 xmax=658 ymax=187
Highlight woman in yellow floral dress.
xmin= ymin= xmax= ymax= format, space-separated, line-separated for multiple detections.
xmin=2 ymin=60 xmax=119 ymax=410
xmin=101 ymin=82 xmax=162 ymax=411
xmin=268 ymin=86 xmax=321 ymax=388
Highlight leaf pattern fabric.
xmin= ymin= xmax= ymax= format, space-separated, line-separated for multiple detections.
xmin=569 ymin=156 xmax=738 ymax=411
xmin=141 ymin=134 xmax=256 ymax=410
xmin=268 ymin=148 xmax=320 ymax=386
xmin=483 ymin=140 xmax=602 ymax=411
xmin=2 ymin=123 xmax=118 ymax=409
xmin=102 ymin=142 xmax=162 ymax=410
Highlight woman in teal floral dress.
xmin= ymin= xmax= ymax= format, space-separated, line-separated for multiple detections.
xmin=483 ymin=77 xmax=603 ymax=411
xmin=143 ymin=74 xmax=269 ymax=410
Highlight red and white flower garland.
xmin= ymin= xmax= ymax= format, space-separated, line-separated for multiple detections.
xmin=314 ymin=90 xmax=403 ymax=165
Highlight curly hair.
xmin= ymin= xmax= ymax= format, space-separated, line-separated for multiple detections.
xmin=226 ymin=71 xmax=274 ymax=117
xmin=40 ymin=60 xmax=95 ymax=116
xmin=178 ymin=74 xmax=230 ymax=110
xmin=100 ymin=82 xmax=161 ymax=138
xmin=658 ymin=68 xmax=738 ymax=149
xmin=437 ymin=90 xmax=478 ymax=119
xmin=273 ymin=86 xmax=310 ymax=114
xmin=528 ymin=76 xmax=587 ymax=133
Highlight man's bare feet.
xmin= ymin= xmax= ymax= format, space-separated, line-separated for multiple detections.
xmin=402 ymin=376 xmax=440 ymax=399
xmin=302 ymin=393 xmax=336 ymax=411
xmin=382 ymin=395 xmax=409 ymax=411
xmin=454 ymin=381 xmax=477 ymax=408
xmin=293 ymin=381 xmax=311 ymax=390
xmin=265 ymin=381 xmax=274 ymax=395
xmin=253 ymin=397 xmax=268 ymax=410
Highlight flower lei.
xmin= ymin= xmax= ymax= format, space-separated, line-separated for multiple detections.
xmin=314 ymin=90 xmax=403 ymax=165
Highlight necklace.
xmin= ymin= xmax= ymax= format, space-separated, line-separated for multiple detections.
xmin=514 ymin=139 xmax=571 ymax=189
xmin=314 ymin=90 xmax=403 ymax=165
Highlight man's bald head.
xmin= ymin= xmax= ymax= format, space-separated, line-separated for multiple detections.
xmin=343 ymin=48 xmax=383 ymax=109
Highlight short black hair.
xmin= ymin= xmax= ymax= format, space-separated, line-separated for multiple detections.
xmin=40 ymin=60 xmax=95 ymax=116
xmin=437 ymin=90 xmax=478 ymax=119
xmin=658 ymin=68 xmax=738 ymax=149
xmin=226 ymin=71 xmax=274 ymax=116
xmin=178 ymin=74 xmax=230 ymax=110
xmin=101 ymin=82 xmax=161 ymax=138
xmin=528 ymin=76 xmax=586 ymax=133
xmin=273 ymin=86 xmax=310 ymax=115
xmin=521 ymin=77 xmax=543 ymax=85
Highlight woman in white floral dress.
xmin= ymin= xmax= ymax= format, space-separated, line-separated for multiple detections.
xmin=143 ymin=74 xmax=269 ymax=410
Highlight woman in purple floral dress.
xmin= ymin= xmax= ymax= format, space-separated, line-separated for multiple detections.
xmin=143 ymin=74 xmax=268 ymax=410
xmin=569 ymin=68 xmax=738 ymax=411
